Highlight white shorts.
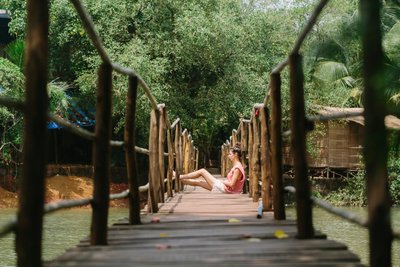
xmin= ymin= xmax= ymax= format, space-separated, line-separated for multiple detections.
xmin=211 ymin=180 xmax=226 ymax=193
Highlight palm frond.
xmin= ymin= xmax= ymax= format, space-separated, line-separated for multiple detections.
xmin=384 ymin=21 xmax=400 ymax=65
xmin=4 ymin=40 xmax=25 ymax=71
xmin=312 ymin=60 xmax=351 ymax=86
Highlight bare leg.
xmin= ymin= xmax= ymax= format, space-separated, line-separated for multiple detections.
xmin=180 ymin=168 xmax=218 ymax=188
xmin=181 ymin=179 xmax=212 ymax=191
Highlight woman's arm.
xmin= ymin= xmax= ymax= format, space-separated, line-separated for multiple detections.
xmin=223 ymin=169 xmax=240 ymax=188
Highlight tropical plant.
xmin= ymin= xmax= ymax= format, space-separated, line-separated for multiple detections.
xmin=4 ymin=39 xmax=24 ymax=70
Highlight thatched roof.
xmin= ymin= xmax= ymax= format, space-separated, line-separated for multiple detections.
xmin=314 ymin=106 xmax=400 ymax=130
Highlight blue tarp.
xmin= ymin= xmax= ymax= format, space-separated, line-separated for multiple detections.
xmin=47 ymin=103 xmax=95 ymax=129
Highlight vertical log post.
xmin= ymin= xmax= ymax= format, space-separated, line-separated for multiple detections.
xmin=248 ymin=121 xmax=254 ymax=197
xmin=192 ymin=144 xmax=195 ymax=171
xmin=195 ymin=148 xmax=199 ymax=170
xmin=167 ymin=126 xmax=174 ymax=198
xmin=188 ymin=136 xmax=193 ymax=172
xmin=148 ymin=109 xmax=160 ymax=213
xmin=241 ymin=120 xmax=249 ymax=194
xmin=183 ymin=130 xmax=190 ymax=174
xmin=226 ymin=141 xmax=232 ymax=176
xmin=270 ymin=72 xmax=286 ymax=220
xmin=91 ymin=62 xmax=113 ymax=245
xmin=232 ymin=130 xmax=237 ymax=146
xmin=16 ymin=0 xmax=49 ymax=265
xmin=260 ymin=105 xmax=273 ymax=211
xmin=221 ymin=145 xmax=226 ymax=176
xmin=360 ymin=0 xmax=392 ymax=265
xmin=158 ymin=105 xmax=166 ymax=203
xmin=289 ymin=53 xmax=314 ymax=238
xmin=251 ymin=108 xmax=261 ymax=202
xmin=174 ymin=121 xmax=182 ymax=192
xmin=124 ymin=76 xmax=141 ymax=224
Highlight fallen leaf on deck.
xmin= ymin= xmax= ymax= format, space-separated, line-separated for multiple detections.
xmin=274 ymin=229 xmax=289 ymax=239
xmin=159 ymin=233 xmax=169 ymax=238
xmin=228 ymin=218 xmax=242 ymax=223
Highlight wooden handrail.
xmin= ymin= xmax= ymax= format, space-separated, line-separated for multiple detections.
xmin=68 ymin=0 xmax=162 ymax=111
xmin=0 ymin=0 xmax=195 ymax=265
xmin=0 ymin=96 xmax=25 ymax=111
xmin=0 ymin=181 xmax=153 ymax=238
xmin=284 ymin=186 xmax=368 ymax=227
xmin=291 ymin=0 xmax=331 ymax=55
xmin=307 ymin=111 xmax=364 ymax=122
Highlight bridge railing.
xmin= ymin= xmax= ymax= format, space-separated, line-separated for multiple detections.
xmin=221 ymin=0 xmax=397 ymax=266
xmin=0 ymin=0 xmax=199 ymax=266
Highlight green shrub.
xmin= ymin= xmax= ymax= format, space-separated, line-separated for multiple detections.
xmin=324 ymin=170 xmax=367 ymax=206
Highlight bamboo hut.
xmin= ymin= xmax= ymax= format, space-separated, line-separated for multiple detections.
xmin=283 ymin=106 xmax=400 ymax=170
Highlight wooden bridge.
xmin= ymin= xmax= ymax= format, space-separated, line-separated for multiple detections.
xmin=45 ymin=178 xmax=364 ymax=267
xmin=0 ymin=0 xmax=398 ymax=266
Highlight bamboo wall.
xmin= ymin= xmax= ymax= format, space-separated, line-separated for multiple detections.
xmin=283 ymin=121 xmax=364 ymax=169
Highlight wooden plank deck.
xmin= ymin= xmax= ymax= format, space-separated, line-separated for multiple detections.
xmin=45 ymin=175 xmax=365 ymax=267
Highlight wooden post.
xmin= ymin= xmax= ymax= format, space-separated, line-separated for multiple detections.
xmin=251 ymin=109 xmax=261 ymax=202
xmin=360 ymin=0 xmax=392 ymax=265
xmin=192 ymin=143 xmax=195 ymax=171
xmin=183 ymin=130 xmax=190 ymax=174
xmin=240 ymin=120 xmax=249 ymax=194
xmin=148 ymin=109 xmax=160 ymax=213
xmin=248 ymin=121 xmax=254 ymax=197
xmin=167 ymin=126 xmax=174 ymax=198
xmin=195 ymin=148 xmax=199 ymax=170
xmin=158 ymin=105 xmax=166 ymax=203
xmin=188 ymin=135 xmax=193 ymax=172
xmin=91 ymin=62 xmax=113 ymax=245
xmin=124 ymin=76 xmax=141 ymax=224
xmin=270 ymin=72 xmax=286 ymax=220
xmin=221 ymin=145 xmax=226 ymax=176
xmin=179 ymin=130 xmax=184 ymax=190
xmin=289 ymin=53 xmax=314 ymax=238
xmin=232 ymin=130 xmax=237 ymax=146
xmin=174 ymin=121 xmax=182 ymax=192
xmin=225 ymin=141 xmax=232 ymax=176
xmin=16 ymin=0 xmax=49 ymax=265
xmin=260 ymin=106 xmax=273 ymax=211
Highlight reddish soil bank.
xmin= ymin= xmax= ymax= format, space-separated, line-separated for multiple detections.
xmin=0 ymin=175 xmax=133 ymax=208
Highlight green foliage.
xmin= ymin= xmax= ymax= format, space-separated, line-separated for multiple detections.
xmin=4 ymin=39 xmax=24 ymax=71
xmin=5 ymin=0 xmax=400 ymax=165
xmin=324 ymin=171 xmax=367 ymax=206
xmin=0 ymin=57 xmax=70 ymax=168
xmin=387 ymin=154 xmax=400 ymax=205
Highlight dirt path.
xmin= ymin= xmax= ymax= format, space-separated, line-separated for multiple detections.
xmin=0 ymin=175 xmax=129 ymax=208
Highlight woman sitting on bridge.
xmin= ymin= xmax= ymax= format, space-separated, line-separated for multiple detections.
xmin=176 ymin=143 xmax=245 ymax=193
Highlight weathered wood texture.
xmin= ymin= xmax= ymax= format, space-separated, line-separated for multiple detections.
xmin=240 ymin=120 xmax=249 ymax=194
xmin=360 ymin=0 xmax=392 ymax=266
xmin=46 ymin=178 xmax=364 ymax=267
xmin=124 ymin=76 xmax=141 ymax=224
xmin=174 ymin=122 xmax=182 ymax=192
xmin=270 ymin=72 xmax=286 ymax=220
xmin=17 ymin=0 xmax=49 ymax=265
xmin=158 ymin=105 xmax=166 ymax=203
xmin=148 ymin=109 xmax=160 ymax=213
xmin=289 ymin=53 xmax=314 ymax=238
xmin=251 ymin=111 xmax=261 ymax=202
xmin=91 ymin=63 xmax=113 ymax=245
xmin=260 ymin=106 xmax=273 ymax=211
